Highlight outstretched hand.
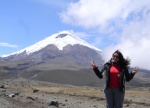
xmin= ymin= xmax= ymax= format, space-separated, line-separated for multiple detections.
xmin=91 ymin=60 xmax=96 ymax=67
xmin=132 ymin=66 xmax=139 ymax=74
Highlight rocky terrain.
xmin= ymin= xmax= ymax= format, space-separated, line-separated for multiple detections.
xmin=0 ymin=78 xmax=149 ymax=108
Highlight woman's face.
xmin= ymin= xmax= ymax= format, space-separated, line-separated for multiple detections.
xmin=111 ymin=53 xmax=119 ymax=63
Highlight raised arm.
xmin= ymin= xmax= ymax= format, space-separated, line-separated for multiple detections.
xmin=91 ymin=60 xmax=103 ymax=79
xmin=125 ymin=66 xmax=139 ymax=82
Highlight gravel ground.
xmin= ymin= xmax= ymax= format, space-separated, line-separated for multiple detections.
xmin=0 ymin=78 xmax=149 ymax=108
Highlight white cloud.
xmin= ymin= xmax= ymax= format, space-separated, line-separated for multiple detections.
xmin=0 ymin=42 xmax=18 ymax=48
xmin=60 ymin=0 xmax=150 ymax=70
xmin=61 ymin=0 xmax=150 ymax=31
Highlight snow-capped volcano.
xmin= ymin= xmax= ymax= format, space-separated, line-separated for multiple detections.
xmin=0 ymin=31 xmax=104 ymax=80
xmin=1 ymin=31 xmax=103 ymax=68
xmin=3 ymin=31 xmax=101 ymax=57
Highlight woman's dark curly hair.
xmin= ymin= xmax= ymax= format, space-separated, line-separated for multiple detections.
xmin=112 ymin=50 xmax=130 ymax=68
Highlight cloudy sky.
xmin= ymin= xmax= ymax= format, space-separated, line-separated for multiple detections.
xmin=1 ymin=0 xmax=150 ymax=70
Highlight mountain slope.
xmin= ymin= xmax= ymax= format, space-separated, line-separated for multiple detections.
xmin=0 ymin=31 xmax=104 ymax=79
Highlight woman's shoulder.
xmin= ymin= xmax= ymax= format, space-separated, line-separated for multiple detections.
xmin=104 ymin=61 xmax=111 ymax=65
xmin=104 ymin=62 xmax=111 ymax=67
xmin=120 ymin=65 xmax=129 ymax=71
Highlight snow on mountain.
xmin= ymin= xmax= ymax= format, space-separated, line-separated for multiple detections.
xmin=2 ymin=31 xmax=101 ymax=57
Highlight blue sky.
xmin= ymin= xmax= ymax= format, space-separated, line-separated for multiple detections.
xmin=0 ymin=0 xmax=80 ymax=54
xmin=1 ymin=0 xmax=150 ymax=70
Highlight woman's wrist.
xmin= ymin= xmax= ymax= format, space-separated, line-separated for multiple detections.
xmin=92 ymin=65 xmax=97 ymax=69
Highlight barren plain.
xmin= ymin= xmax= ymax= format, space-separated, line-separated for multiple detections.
xmin=0 ymin=78 xmax=149 ymax=108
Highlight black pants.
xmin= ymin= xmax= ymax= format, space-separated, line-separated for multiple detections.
xmin=104 ymin=88 xmax=124 ymax=108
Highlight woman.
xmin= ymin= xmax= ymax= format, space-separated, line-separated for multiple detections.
xmin=91 ymin=50 xmax=138 ymax=108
